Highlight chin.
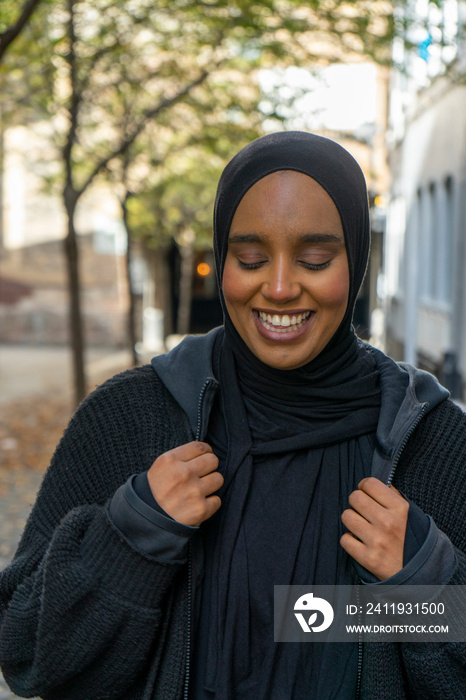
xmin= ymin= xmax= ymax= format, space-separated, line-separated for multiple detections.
xmin=254 ymin=347 xmax=319 ymax=370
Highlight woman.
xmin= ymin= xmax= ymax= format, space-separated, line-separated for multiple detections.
xmin=1 ymin=131 xmax=465 ymax=699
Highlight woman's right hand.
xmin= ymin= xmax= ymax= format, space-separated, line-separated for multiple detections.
xmin=147 ymin=441 xmax=223 ymax=526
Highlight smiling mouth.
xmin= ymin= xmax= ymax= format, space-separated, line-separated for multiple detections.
xmin=257 ymin=310 xmax=312 ymax=333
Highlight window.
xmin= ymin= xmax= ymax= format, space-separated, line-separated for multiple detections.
xmin=419 ymin=177 xmax=454 ymax=304
xmin=439 ymin=176 xmax=454 ymax=303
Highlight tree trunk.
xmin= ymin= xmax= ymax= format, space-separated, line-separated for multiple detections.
xmin=121 ymin=196 xmax=138 ymax=367
xmin=153 ymin=245 xmax=173 ymax=339
xmin=176 ymin=241 xmax=194 ymax=335
xmin=0 ymin=109 xmax=4 ymax=251
xmin=63 ymin=188 xmax=86 ymax=405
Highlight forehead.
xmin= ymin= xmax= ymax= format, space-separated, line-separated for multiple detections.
xmin=229 ymin=170 xmax=344 ymax=239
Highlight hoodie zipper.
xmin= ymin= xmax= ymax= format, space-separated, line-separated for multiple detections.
xmin=183 ymin=379 xmax=212 ymax=700
xmin=195 ymin=380 xmax=212 ymax=443
xmin=386 ymin=403 xmax=429 ymax=486
xmin=183 ymin=546 xmax=193 ymax=700
xmin=355 ymin=401 xmax=429 ymax=699
xmin=355 ymin=585 xmax=363 ymax=699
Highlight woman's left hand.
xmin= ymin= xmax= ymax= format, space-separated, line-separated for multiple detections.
xmin=340 ymin=477 xmax=409 ymax=580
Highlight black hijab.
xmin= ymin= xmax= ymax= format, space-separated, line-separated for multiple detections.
xmin=214 ymin=130 xmax=370 ymax=350
xmin=191 ymin=132 xmax=381 ymax=700
xmin=214 ymin=130 xmax=380 ymax=443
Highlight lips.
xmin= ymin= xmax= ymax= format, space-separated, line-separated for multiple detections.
xmin=256 ymin=310 xmax=312 ymax=334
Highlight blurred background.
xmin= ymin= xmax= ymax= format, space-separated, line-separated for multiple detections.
xmin=0 ymin=1 xmax=465 ymax=694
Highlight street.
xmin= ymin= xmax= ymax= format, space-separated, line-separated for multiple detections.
xmin=0 ymin=345 xmax=132 ymax=699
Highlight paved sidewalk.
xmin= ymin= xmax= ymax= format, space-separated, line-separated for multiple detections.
xmin=0 ymin=467 xmax=43 ymax=700
xmin=0 ymin=345 xmax=133 ymax=699
xmin=0 ymin=345 xmax=132 ymax=404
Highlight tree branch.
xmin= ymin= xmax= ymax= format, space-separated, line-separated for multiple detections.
xmin=78 ymin=67 xmax=212 ymax=196
xmin=0 ymin=0 xmax=42 ymax=61
xmin=63 ymin=0 xmax=81 ymax=198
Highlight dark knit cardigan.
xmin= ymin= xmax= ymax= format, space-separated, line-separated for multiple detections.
xmin=0 ymin=364 xmax=465 ymax=700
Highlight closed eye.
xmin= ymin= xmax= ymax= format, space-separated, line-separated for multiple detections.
xmin=299 ymin=260 xmax=331 ymax=271
xmin=238 ymin=260 xmax=267 ymax=270
xmin=238 ymin=259 xmax=332 ymax=271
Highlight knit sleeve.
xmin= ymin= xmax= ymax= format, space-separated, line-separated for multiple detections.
xmin=395 ymin=550 xmax=466 ymax=698
xmin=0 ymin=366 xmax=191 ymax=700
xmin=392 ymin=400 xmax=466 ymax=697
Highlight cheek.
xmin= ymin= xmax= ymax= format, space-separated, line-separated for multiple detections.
xmin=315 ymin=267 xmax=350 ymax=311
xmin=222 ymin=264 xmax=251 ymax=307
xmin=329 ymin=276 xmax=350 ymax=308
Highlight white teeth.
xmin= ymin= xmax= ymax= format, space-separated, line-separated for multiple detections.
xmin=258 ymin=311 xmax=311 ymax=333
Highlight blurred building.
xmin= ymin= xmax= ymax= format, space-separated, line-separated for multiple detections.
xmin=0 ymin=123 xmax=129 ymax=349
xmin=311 ymin=66 xmax=391 ymax=342
xmin=384 ymin=0 xmax=466 ymax=398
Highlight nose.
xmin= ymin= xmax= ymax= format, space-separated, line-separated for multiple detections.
xmin=261 ymin=255 xmax=301 ymax=304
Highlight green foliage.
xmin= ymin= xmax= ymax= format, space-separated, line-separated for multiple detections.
xmin=0 ymin=1 xmax=20 ymax=33
xmin=126 ymin=125 xmax=259 ymax=250
xmin=1 ymin=0 xmax=459 ymax=250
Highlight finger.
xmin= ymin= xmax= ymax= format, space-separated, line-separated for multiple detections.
xmin=199 ymin=470 xmax=224 ymax=496
xmin=203 ymin=494 xmax=222 ymax=520
xmin=341 ymin=508 xmax=373 ymax=543
xmin=173 ymin=441 xmax=213 ymax=461
xmin=357 ymin=477 xmax=404 ymax=509
xmin=347 ymin=488 xmax=384 ymax=524
xmin=190 ymin=451 xmax=219 ymax=477
xmin=388 ymin=484 xmax=405 ymax=499
xmin=340 ymin=532 xmax=368 ymax=562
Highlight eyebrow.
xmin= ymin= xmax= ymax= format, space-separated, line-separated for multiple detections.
xmin=228 ymin=232 xmax=344 ymax=244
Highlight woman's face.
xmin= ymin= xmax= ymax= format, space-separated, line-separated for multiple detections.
xmin=222 ymin=170 xmax=350 ymax=370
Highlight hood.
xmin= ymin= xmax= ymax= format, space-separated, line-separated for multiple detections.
xmin=151 ymin=332 xmax=449 ymax=480
xmin=367 ymin=344 xmax=449 ymax=482
xmin=151 ymin=327 xmax=221 ymax=438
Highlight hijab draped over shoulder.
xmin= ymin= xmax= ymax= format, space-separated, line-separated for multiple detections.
xmin=190 ymin=132 xmax=382 ymax=700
